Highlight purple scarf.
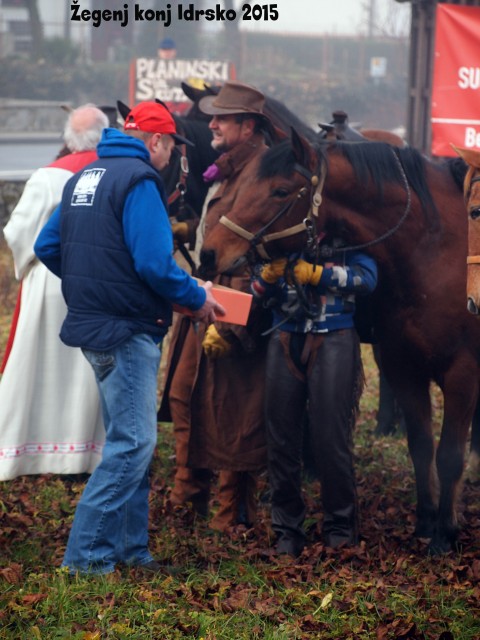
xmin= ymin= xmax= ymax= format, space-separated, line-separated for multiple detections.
xmin=202 ymin=162 xmax=223 ymax=183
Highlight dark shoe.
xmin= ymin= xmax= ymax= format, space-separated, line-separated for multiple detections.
xmin=323 ymin=532 xmax=358 ymax=549
xmin=275 ymin=537 xmax=304 ymax=558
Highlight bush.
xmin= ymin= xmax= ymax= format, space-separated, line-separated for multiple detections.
xmin=0 ymin=57 xmax=130 ymax=105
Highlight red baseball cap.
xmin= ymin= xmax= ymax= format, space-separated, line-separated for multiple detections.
xmin=124 ymin=101 xmax=193 ymax=146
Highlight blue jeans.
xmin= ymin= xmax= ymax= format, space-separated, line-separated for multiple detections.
xmin=62 ymin=333 xmax=161 ymax=575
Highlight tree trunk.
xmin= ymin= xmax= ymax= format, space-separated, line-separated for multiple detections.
xmin=222 ymin=0 xmax=250 ymax=74
xmin=24 ymin=0 xmax=44 ymax=60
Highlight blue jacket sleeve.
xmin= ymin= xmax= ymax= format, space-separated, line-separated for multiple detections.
xmin=123 ymin=180 xmax=206 ymax=310
xmin=318 ymin=251 xmax=378 ymax=295
xmin=33 ymin=205 xmax=62 ymax=278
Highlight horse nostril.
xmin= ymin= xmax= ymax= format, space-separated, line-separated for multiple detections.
xmin=200 ymin=248 xmax=216 ymax=269
xmin=467 ymin=297 xmax=479 ymax=315
xmin=471 ymin=209 xmax=480 ymax=221
xmin=198 ymin=248 xmax=216 ymax=279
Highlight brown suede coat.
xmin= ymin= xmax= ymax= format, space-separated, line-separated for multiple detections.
xmin=159 ymin=135 xmax=270 ymax=472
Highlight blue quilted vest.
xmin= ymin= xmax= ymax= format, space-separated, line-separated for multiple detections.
xmin=59 ymin=156 xmax=172 ymax=350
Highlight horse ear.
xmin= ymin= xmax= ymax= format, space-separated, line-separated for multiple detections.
xmin=204 ymin=83 xmax=220 ymax=95
xmin=291 ymin=127 xmax=313 ymax=165
xmin=117 ymin=100 xmax=131 ymax=121
xmin=181 ymin=81 xmax=202 ymax=103
xmin=452 ymin=144 xmax=480 ymax=169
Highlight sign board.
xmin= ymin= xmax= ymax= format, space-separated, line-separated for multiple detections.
xmin=431 ymin=4 xmax=480 ymax=156
xmin=129 ymin=58 xmax=236 ymax=115
xmin=370 ymin=57 xmax=387 ymax=79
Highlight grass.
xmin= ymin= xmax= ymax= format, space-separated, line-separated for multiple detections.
xmin=1 ymin=236 xmax=480 ymax=639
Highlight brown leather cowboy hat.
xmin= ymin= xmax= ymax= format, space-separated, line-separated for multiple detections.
xmin=198 ymin=81 xmax=266 ymax=117
xmin=198 ymin=81 xmax=286 ymax=143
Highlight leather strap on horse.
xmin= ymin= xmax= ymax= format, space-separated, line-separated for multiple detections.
xmin=464 ymin=174 xmax=480 ymax=202
xmin=465 ymin=176 xmax=480 ymax=266
xmin=167 ymin=145 xmax=189 ymax=206
xmin=219 ymin=158 xmax=327 ymax=261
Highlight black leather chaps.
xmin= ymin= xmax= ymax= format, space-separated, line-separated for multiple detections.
xmin=265 ymin=328 xmax=362 ymax=550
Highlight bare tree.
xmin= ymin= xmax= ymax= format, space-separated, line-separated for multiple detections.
xmin=24 ymin=0 xmax=44 ymax=59
xmin=361 ymin=0 xmax=410 ymax=38
xmin=219 ymin=0 xmax=252 ymax=73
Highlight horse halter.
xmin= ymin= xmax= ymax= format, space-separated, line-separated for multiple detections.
xmin=466 ymin=174 xmax=480 ymax=266
xmin=219 ymin=158 xmax=327 ymax=260
xmin=167 ymin=144 xmax=189 ymax=208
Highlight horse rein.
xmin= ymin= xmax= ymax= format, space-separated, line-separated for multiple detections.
xmin=465 ymin=173 xmax=480 ymax=266
xmin=219 ymin=158 xmax=327 ymax=260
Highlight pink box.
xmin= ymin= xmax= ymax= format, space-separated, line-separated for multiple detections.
xmin=173 ymin=282 xmax=253 ymax=326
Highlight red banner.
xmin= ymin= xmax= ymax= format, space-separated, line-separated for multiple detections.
xmin=431 ymin=4 xmax=480 ymax=157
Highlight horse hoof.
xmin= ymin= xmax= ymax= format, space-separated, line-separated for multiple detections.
xmin=427 ymin=530 xmax=459 ymax=555
xmin=374 ymin=421 xmax=397 ymax=437
xmin=427 ymin=539 xmax=454 ymax=556
xmin=414 ymin=521 xmax=435 ymax=539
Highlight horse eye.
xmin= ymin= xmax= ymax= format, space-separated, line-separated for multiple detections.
xmin=271 ymin=188 xmax=290 ymax=198
xmin=470 ymin=209 xmax=480 ymax=221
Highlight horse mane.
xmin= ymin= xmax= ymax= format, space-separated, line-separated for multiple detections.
xmin=334 ymin=141 xmax=442 ymax=229
xmin=263 ymin=96 xmax=317 ymax=142
xmin=258 ymin=139 xmax=442 ymax=230
xmin=442 ymin=156 xmax=468 ymax=191
xmin=258 ymin=139 xmax=299 ymax=178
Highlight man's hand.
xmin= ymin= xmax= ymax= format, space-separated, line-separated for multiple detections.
xmin=292 ymin=259 xmax=323 ymax=286
xmin=202 ymin=324 xmax=232 ymax=358
xmin=260 ymin=258 xmax=287 ymax=284
xmin=192 ymin=281 xmax=226 ymax=324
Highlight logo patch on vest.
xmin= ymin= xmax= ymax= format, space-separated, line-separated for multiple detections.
xmin=71 ymin=168 xmax=106 ymax=206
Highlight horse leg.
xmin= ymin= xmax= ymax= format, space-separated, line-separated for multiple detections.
xmin=372 ymin=344 xmax=405 ymax=437
xmin=429 ymin=366 xmax=477 ymax=554
xmin=465 ymin=397 xmax=480 ymax=483
xmin=388 ymin=372 xmax=437 ymax=539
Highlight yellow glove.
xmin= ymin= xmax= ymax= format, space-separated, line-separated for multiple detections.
xmin=171 ymin=221 xmax=189 ymax=243
xmin=260 ymin=258 xmax=287 ymax=284
xmin=292 ymin=259 xmax=323 ymax=286
xmin=202 ymin=324 xmax=232 ymax=359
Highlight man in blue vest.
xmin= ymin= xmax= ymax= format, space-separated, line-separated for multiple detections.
xmin=34 ymin=101 xmax=224 ymax=576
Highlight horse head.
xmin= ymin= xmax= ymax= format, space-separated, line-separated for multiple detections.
xmin=200 ymin=129 xmax=324 ymax=277
xmin=200 ymin=128 xmax=423 ymax=278
xmin=453 ymin=146 xmax=480 ymax=315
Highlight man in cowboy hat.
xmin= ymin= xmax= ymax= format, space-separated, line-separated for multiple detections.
xmin=162 ymin=81 xmax=274 ymax=532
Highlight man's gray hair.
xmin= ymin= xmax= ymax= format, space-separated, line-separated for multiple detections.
xmin=64 ymin=103 xmax=109 ymax=152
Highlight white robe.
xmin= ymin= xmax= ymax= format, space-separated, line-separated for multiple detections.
xmin=0 ymin=166 xmax=105 ymax=480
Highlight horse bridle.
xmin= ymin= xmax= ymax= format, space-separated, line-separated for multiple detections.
xmin=219 ymin=158 xmax=327 ymax=261
xmin=218 ymin=144 xmax=412 ymax=262
xmin=167 ymin=144 xmax=189 ymax=208
xmin=465 ymin=173 xmax=480 ymax=266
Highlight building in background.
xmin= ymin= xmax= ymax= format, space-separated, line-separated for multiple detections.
xmin=0 ymin=0 xmax=145 ymax=59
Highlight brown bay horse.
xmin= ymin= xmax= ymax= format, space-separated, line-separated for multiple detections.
xmin=453 ymin=146 xmax=480 ymax=479
xmin=200 ymin=131 xmax=479 ymax=554
xmin=453 ymin=147 xmax=480 ymax=316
